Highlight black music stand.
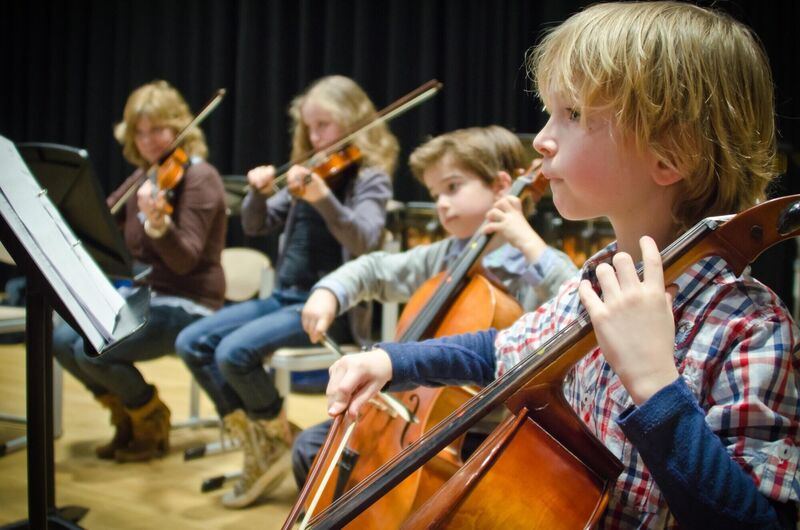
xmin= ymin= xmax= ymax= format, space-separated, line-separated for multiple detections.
xmin=16 ymin=142 xmax=148 ymax=280
xmin=0 ymin=136 xmax=148 ymax=529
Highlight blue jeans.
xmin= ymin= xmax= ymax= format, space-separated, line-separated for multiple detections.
xmin=292 ymin=419 xmax=333 ymax=489
xmin=52 ymin=304 xmax=200 ymax=408
xmin=175 ymin=288 xmax=350 ymax=420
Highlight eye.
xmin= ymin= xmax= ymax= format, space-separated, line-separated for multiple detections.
xmin=567 ymin=108 xmax=581 ymax=121
xmin=446 ymin=181 xmax=461 ymax=193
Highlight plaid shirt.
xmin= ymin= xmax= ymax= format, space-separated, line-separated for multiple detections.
xmin=494 ymin=243 xmax=800 ymax=529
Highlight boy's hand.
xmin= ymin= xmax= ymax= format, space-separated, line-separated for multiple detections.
xmin=483 ymin=196 xmax=547 ymax=263
xmin=302 ymin=289 xmax=338 ymax=343
xmin=327 ymin=350 xmax=393 ymax=421
xmin=578 ymin=236 xmax=679 ymax=406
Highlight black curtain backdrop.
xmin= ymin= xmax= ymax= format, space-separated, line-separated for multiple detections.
xmin=1 ymin=0 xmax=799 ymax=302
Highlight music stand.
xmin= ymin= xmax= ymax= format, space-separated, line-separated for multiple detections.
xmin=0 ymin=136 xmax=148 ymax=529
xmin=16 ymin=142 xmax=147 ymax=280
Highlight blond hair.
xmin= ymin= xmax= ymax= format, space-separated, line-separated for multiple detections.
xmin=113 ymin=80 xmax=208 ymax=168
xmin=528 ymin=1 xmax=777 ymax=230
xmin=288 ymin=75 xmax=400 ymax=175
xmin=409 ymin=125 xmax=527 ymax=185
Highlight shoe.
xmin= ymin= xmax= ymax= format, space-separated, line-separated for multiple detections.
xmin=114 ymin=387 xmax=171 ymax=463
xmin=221 ymin=410 xmax=295 ymax=509
xmin=94 ymin=393 xmax=132 ymax=460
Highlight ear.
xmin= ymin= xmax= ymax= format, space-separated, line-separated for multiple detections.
xmin=493 ymin=171 xmax=513 ymax=195
xmin=652 ymin=158 xmax=683 ymax=187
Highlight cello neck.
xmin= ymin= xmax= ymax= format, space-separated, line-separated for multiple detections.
xmin=397 ymin=169 xmax=544 ymax=342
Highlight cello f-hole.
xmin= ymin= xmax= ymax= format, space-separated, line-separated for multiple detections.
xmin=400 ymin=394 xmax=422 ymax=447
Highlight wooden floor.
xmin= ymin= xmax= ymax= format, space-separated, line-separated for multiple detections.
xmin=0 ymin=342 xmax=329 ymax=529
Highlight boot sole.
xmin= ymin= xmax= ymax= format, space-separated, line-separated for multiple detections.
xmin=114 ymin=438 xmax=170 ymax=463
xmin=221 ymin=452 xmax=291 ymax=509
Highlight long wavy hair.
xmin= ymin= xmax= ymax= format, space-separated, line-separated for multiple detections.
xmin=114 ymin=80 xmax=207 ymax=168
xmin=288 ymin=75 xmax=400 ymax=176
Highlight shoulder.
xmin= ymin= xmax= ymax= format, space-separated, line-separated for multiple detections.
xmin=183 ymin=160 xmax=224 ymax=191
xmin=679 ymin=259 xmax=793 ymax=328
xmin=185 ymin=159 xmax=222 ymax=181
xmin=674 ymin=258 xmax=797 ymax=389
xmin=354 ymin=165 xmax=391 ymax=187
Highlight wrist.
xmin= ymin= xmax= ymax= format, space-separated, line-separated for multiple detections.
xmin=519 ymin=233 xmax=547 ymax=262
xmin=308 ymin=186 xmax=331 ymax=204
xmin=626 ymin=368 xmax=680 ymax=406
xmin=144 ymin=214 xmax=171 ymax=238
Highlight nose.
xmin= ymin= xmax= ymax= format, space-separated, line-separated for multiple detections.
xmin=436 ymin=195 xmax=450 ymax=216
xmin=532 ymin=121 xmax=556 ymax=158
xmin=309 ymin=128 xmax=321 ymax=147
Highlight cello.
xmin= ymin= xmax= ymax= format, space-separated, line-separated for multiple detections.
xmin=301 ymin=195 xmax=800 ymax=528
xmin=285 ymin=167 xmax=548 ymax=529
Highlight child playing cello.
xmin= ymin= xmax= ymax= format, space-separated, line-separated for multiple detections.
xmin=325 ymin=3 xmax=799 ymax=527
xmin=295 ymin=124 xmax=577 ymax=490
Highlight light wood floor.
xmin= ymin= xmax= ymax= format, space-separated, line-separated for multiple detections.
xmin=0 ymin=343 xmax=329 ymax=529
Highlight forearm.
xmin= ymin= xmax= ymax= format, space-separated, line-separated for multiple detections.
xmin=382 ymin=329 xmax=498 ymax=390
xmin=618 ymin=378 xmax=785 ymax=529
xmin=241 ymin=189 xmax=288 ymax=235
xmin=315 ymin=241 xmax=448 ymax=314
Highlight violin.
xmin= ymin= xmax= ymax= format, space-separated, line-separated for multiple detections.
xmin=247 ymin=79 xmax=442 ymax=197
xmin=145 ymin=146 xmax=190 ymax=215
xmin=285 ymin=166 xmax=548 ymax=529
xmin=291 ymin=144 xmax=364 ymax=198
xmin=302 ymin=194 xmax=800 ymax=529
xmin=109 ymin=88 xmax=226 ymax=216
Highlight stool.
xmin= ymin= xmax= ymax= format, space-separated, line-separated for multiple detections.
xmin=270 ymin=344 xmax=360 ymax=397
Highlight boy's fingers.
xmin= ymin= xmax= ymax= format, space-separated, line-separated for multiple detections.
xmin=611 ymin=252 xmax=639 ymax=290
xmin=594 ymin=262 xmax=621 ymax=301
xmin=640 ymin=236 xmax=665 ymax=287
xmin=578 ymin=279 xmax=602 ymax=312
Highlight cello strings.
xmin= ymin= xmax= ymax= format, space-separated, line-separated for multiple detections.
xmin=299 ymin=420 xmax=357 ymax=530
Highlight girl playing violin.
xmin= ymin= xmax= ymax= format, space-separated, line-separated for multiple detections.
xmin=175 ymin=75 xmax=399 ymax=509
xmin=325 ymin=3 xmax=799 ymax=528
xmin=294 ymin=125 xmax=577 ymax=491
xmin=52 ymin=80 xmax=227 ymax=463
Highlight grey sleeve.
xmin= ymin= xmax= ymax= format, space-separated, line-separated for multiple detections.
xmin=313 ymin=239 xmax=454 ymax=315
xmin=310 ymin=167 xmax=392 ymax=257
xmin=241 ymin=188 xmax=292 ymax=236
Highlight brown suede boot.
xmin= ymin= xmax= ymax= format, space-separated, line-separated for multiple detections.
xmin=115 ymin=388 xmax=171 ymax=463
xmin=221 ymin=409 xmax=296 ymax=509
xmin=94 ymin=393 xmax=133 ymax=460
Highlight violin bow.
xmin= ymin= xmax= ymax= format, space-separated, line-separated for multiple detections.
xmin=304 ymin=194 xmax=800 ymax=529
xmin=250 ymin=79 xmax=443 ymax=195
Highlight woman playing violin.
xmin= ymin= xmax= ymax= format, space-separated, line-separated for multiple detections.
xmin=52 ymin=80 xmax=227 ymax=463
xmin=175 ymin=75 xmax=399 ymax=509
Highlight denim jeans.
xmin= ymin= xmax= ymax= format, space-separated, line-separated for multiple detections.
xmin=175 ymin=288 xmax=350 ymax=420
xmin=292 ymin=419 xmax=333 ymax=489
xmin=52 ymin=304 xmax=200 ymax=408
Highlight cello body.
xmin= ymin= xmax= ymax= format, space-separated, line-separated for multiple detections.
xmin=303 ymin=273 xmax=523 ymax=529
